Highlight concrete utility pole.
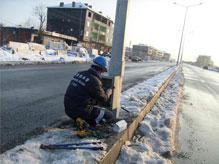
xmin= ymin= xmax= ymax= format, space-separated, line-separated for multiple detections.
xmin=109 ymin=0 xmax=130 ymax=118
xmin=174 ymin=2 xmax=202 ymax=65
xmin=180 ymin=37 xmax=185 ymax=64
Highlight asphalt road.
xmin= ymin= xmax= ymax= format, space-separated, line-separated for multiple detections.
xmin=174 ymin=64 xmax=219 ymax=164
xmin=0 ymin=61 xmax=173 ymax=152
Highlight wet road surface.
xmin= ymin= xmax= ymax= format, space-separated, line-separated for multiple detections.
xmin=0 ymin=61 xmax=173 ymax=152
xmin=174 ymin=64 xmax=219 ymax=164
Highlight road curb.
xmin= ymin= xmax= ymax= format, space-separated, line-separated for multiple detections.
xmin=99 ymin=67 xmax=179 ymax=164
xmin=172 ymin=73 xmax=184 ymax=157
xmin=172 ymin=69 xmax=184 ymax=157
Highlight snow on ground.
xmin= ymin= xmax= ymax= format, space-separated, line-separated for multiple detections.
xmin=0 ymin=66 xmax=181 ymax=164
xmin=0 ymin=47 xmax=91 ymax=64
xmin=117 ymin=69 xmax=183 ymax=164
xmin=16 ymin=52 xmax=46 ymax=62
xmin=120 ymin=66 xmax=177 ymax=118
xmin=62 ymin=54 xmax=91 ymax=62
xmin=0 ymin=48 xmax=21 ymax=61
xmin=0 ymin=128 xmax=107 ymax=164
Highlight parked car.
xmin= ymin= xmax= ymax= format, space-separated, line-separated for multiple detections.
xmin=101 ymin=52 xmax=112 ymax=58
xmin=59 ymin=57 xmax=65 ymax=62
xmin=203 ymin=66 xmax=208 ymax=70
xmin=67 ymin=50 xmax=78 ymax=57
xmin=131 ymin=56 xmax=142 ymax=62
xmin=1 ymin=46 xmax=13 ymax=54
xmin=46 ymin=49 xmax=57 ymax=56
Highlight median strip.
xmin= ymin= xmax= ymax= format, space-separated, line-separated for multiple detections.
xmin=0 ymin=66 xmax=182 ymax=164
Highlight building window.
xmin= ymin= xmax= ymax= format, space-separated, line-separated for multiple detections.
xmin=88 ymin=12 xmax=92 ymax=18
xmin=93 ymin=23 xmax=99 ymax=31
xmin=87 ymin=21 xmax=90 ymax=27
xmin=108 ymin=22 xmax=111 ymax=26
xmin=92 ymin=32 xmax=98 ymax=42
xmin=100 ymin=26 xmax=106 ymax=33
xmin=93 ymin=13 xmax=101 ymax=22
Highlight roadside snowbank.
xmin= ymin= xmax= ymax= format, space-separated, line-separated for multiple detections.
xmin=0 ymin=48 xmax=21 ymax=61
xmin=1 ymin=129 xmax=107 ymax=164
xmin=118 ymin=142 xmax=168 ymax=164
xmin=0 ymin=67 xmax=181 ymax=163
xmin=16 ymin=52 xmax=46 ymax=61
xmin=0 ymin=48 xmax=91 ymax=64
xmin=117 ymin=69 xmax=183 ymax=164
xmin=120 ymin=66 xmax=177 ymax=118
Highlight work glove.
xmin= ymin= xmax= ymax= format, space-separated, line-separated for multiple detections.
xmin=106 ymin=88 xmax=113 ymax=97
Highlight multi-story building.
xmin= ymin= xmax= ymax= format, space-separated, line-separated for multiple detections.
xmin=132 ymin=44 xmax=160 ymax=60
xmin=132 ymin=44 xmax=148 ymax=59
xmin=132 ymin=44 xmax=171 ymax=61
xmin=47 ymin=2 xmax=114 ymax=52
xmin=196 ymin=55 xmax=213 ymax=67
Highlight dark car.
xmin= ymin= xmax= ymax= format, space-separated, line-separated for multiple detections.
xmin=131 ymin=56 xmax=142 ymax=62
xmin=203 ymin=66 xmax=208 ymax=70
xmin=101 ymin=52 xmax=111 ymax=58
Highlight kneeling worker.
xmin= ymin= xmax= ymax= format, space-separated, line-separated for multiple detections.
xmin=64 ymin=56 xmax=114 ymax=127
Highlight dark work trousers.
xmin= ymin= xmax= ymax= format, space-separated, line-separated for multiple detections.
xmin=64 ymin=99 xmax=114 ymax=126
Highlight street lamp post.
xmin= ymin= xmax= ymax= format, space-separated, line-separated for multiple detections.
xmin=174 ymin=2 xmax=202 ymax=65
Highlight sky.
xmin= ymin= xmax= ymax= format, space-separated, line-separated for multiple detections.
xmin=0 ymin=0 xmax=219 ymax=66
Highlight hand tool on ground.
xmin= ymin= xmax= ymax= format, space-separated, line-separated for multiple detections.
xmin=40 ymin=141 xmax=103 ymax=150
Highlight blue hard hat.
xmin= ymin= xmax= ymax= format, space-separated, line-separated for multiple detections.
xmin=93 ymin=56 xmax=108 ymax=72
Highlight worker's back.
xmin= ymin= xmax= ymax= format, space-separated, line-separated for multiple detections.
xmin=64 ymin=68 xmax=108 ymax=111
xmin=64 ymin=64 xmax=114 ymax=126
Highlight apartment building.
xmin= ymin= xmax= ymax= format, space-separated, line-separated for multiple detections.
xmin=47 ymin=2 xmax=114 ymax=51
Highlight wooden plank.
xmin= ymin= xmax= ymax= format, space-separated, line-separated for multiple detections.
xmin=99 ymin=70 xmax=177 ymax=164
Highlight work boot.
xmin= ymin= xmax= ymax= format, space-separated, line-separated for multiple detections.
xmin=75 ymin=117 xmax=89 ymax=130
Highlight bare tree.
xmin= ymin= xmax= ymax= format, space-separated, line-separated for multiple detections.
xmin=34 ymin=4 xmax=46 ymax=43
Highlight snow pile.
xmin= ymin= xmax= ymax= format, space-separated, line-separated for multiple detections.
xmin=16 ymin=52 xmax=45 ymax=61
xmin=0 ymin=47 xmax=91 ymax=63
xmin=120 ymin=66 xmax=177 ymax=117
xmin=117 ymin=70 xmax=183 ymax=163
xmin=0 ymin=129 xmax=107 ymax=164
xmin=118 ymin=142 xmax=171 ymax=164
xmin=0 ymin=48 xmax=20 ymax=61
xmin=63 ymin=53 xmax=91 ymax=62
